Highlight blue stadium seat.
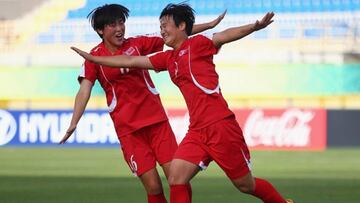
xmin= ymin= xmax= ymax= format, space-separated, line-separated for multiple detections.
xmin=83 ymin=33 xmax=99 ymax=43
xmin=36 ymin=34 xmax=55 ymax=44
xmin=66 ymin=0 xmax=360 ymax=19
xmin=329 ymin=22 xmax=349 ymax=37
xmin=279 ymin=27 xmax=297 ymax=38
xmin=33 ymin=0 xmax=359 ymax=44
xmin=252 ymin=29 xmax=269 ymax=39
xmin=304 ymin=28 xmax=325 ymax=38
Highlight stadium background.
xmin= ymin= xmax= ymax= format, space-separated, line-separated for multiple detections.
xmin=0 ymin=0 xmax=359 ymax=202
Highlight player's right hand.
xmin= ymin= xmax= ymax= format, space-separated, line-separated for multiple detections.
xmin=59 ymin=125 xmax=76 ymax=144
xmin=253 ymin=12 xmax=275 ymax=31
xmin=71 ymin=47 xmax=94 ymax=62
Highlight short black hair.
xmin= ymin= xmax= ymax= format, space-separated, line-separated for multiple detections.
xmin=160 ymin=3 xmax=195 ymax=36
xmin=87 ymin=4 xmax=129 ymax=37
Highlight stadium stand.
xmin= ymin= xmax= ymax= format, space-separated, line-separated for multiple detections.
xmin=0 ymin=0 xmax=358 ymax=66
xmin=66 ymin=0 xmax=360 ymax=18
xmin=0 ymin=0 xmax=47 ymax=20
xmin=27 ymin=0 xmax=360 ymax=65
xmin=0 ymin=0 xmax=46 ymax=51
xmin=0 ymin=0 xmax=360 ymax=109
xmin=0 ymin=0 xmax=85 ymax=52
xmin=1 ymin=1 xmax=358 ymax=55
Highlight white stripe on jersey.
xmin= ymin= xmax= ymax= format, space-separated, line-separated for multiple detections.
xmin=99 ymin=65 xmax=117 ymax=112
xmin=78 ymin=63 xmax=85 ymax=78
xmin=241 ymin=149 xmax=252 ymax=171
xmin=188 ymin=46 xmax=220 ymax=94
xmin=134 ymin=46 xmax=160 ymax=95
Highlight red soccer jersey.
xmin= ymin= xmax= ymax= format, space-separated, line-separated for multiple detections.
xmin=79 ymin=35 xmax=168 ymax=137
xmin=149 ymin=34 xmax=234 ymax=130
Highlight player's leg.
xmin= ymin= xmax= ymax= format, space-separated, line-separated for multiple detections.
xmin=230 ymin=172 xmax=255 ymax=193
xmin=204 ymin=116 xmax=288 ymax=203
xmin=166 ymin=130 xmax=210 ymax=203
xmin=119 ymin=130 xmax=167 ymax=203
xmin=146 ymin=121 xmax=180 ymax=203
xmin=147 ymin=120 xmax=194 ymax=202
xmin=168 ymin=159 xmax=200 ymax=203
xmin=139 ymin=168 xmax=167 ymax=203
xmin=160 ymin=161 xmax=171 ymax=179
xmin=148 ymin=121 xmax=178 ymax=180
xmin=231 ymin=173 xmax=287 ymax=203
xmin=161 ymin=161 xmax=193 ymax=202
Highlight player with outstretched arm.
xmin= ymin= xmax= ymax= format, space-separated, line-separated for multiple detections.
xmin=71 ymin=3 xmax=294 ymax=203
xmin=59 ymin=4 xmax=226 ymax=203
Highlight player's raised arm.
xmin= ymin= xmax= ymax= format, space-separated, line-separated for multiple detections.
xmin=212 ymin=12 xmax=274 ymax=48
xmin=71 ymin=47 xmax=154 ymax=70
xmin=192 ymin=10 xmax=227 ymax=35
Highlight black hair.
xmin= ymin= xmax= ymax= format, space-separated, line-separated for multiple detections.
xmin=87 ymin=4 xmax=129 ymax=37
xmin=160 ymin=2 xmax=195 ymax=35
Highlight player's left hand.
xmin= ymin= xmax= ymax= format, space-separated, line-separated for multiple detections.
xmin=59 ymin=124 xmax=76 ymax=144
xmin=209 ymin=9 xmax=227 ymax=28
xmin=253 ymin=12 xmax=275 ymax=31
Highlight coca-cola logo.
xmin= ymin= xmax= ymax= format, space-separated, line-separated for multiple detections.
xmin=243 ymin=109 xmax=314 ymax=147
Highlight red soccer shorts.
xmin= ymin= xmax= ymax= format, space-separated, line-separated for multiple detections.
xmin=174 ymin=116 xmax=251 ymax=180
xmin=118 ymin=121 xmax=178 ymax=176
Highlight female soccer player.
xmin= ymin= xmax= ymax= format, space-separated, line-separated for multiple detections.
xmin=60 ymin=4 xmax=225 ymax=203
xmin=70 ymin=3 xmax=294 ymax=203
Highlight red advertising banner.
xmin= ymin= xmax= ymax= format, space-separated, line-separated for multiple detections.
xmin=167 ymin=108 xmax=327 ymax=151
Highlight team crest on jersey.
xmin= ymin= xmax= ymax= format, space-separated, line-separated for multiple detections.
xmin=179 ymin=49 xmax=188 ymax=56
xmin=124 ymin=47 xmax=136 ymax=56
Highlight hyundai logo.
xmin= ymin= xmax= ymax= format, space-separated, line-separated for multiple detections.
xmin=0 ymin=109 xmax=17 ymax=146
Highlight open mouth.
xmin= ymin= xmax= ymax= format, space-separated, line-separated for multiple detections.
xmin=162 ymin=34 xmax=168 ymax=41
xmin=115 ymin=33 xmax=123 ymax=40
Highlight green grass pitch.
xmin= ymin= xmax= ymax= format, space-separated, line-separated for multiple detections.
xmin=0 ymin=148 xmax=359 ymax=203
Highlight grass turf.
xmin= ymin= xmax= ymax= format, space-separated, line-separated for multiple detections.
xmin=0 ymin=148 xmax=359 ymax=203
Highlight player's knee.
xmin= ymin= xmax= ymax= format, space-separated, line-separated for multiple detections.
xmin=140 ymin=173 xmax=164 ymax=194
xmin=145 ymin=180 xmax=163 ymax=194
xmin=232 ymin=178 xmax=255 ymax=194
xmin=237 ymin=184 xmax=254 ymax=194
xmin=167 ymin=175 xmax=179 ymax=185
xmin=167 ymin=173 xmax=187 ymax=185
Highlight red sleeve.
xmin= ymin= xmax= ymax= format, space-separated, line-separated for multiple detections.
xmin=77 ymin=60 xmax=98 ymax=84
xmin=192 ymin=34 xmax=220 ymax=55
xmin=77 ymin=48 xmax=99 ymax=84
xmin=149 ymin=51 xmax=170 ymax=72
xmin=135 ymin=35 xmax=164 ymax=55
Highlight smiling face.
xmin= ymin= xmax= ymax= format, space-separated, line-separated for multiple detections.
xmin=160 ymin=15 xmax=187 ymax=50
xmin=97 ymin=19 xmax=126 ymax=53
